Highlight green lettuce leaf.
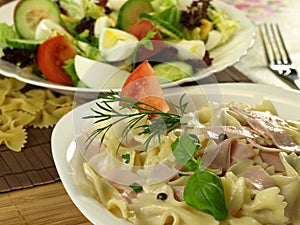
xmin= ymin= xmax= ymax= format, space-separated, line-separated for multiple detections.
xmin=0 ymin=23 xmax=19 ymax=48
xmin=151 ymin=0 xmax=178 ymax=12
xmin=207 ymin=6 xmax=239 ymax=45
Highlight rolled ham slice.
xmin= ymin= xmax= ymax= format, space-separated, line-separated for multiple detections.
xmin=230 ymin=105 xmax=300 ymax=153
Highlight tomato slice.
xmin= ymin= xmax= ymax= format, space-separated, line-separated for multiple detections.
xmin=121 ymin=61 xmax=169 ymax=113
xmin=139 ymin=96 xmax=170 ymax=113
xmin=122 ymin=61 xmax=156 ymax=88
xmin=122 ymin=61 xmax=162 ymax=100
xmin=128 ymin=19 xmax=162 ymax=41
xmin=128 ymin=19 xmax=163 ymax=61
xmin=37 ymin=35 xmax=76 ymax=86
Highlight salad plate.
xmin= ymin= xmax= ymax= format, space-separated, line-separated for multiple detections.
xmin=52 ymin=83 xmax=300 ymax=225
xmin=0 ymin=0 xmax=255 ymax=96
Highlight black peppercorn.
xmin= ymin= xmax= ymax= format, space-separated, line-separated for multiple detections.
xmin=156 ymin=193 xmax=168 ymax=201
xmin=218 ymin=133 xmax=228 ymax=141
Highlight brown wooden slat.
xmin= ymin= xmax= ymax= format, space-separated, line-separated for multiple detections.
xmin=13 ymin=151 xmax=34 ymax=171
xmin=0 ymin=182 xmax=91 ymax=225
xmin=47 ymin=167 xmax=60 ymax=181
xmin=1 ymin=151 xmax=23 ymax=173
xmin=30 ymin=145 xmax=54 ymax=168
xmin=3 ymin=174 xmax=21 ymax=190
xmin=0 ymin=177 xmax=10 ymax=192
xmin=14 ymin=173 xmax=33 ymax=188
xmin=0 ymin=155 xmax=11 ymax=176
xmin=25 ymin=170 xmax=44 ymax=185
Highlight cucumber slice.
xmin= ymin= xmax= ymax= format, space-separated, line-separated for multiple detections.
xmin=140 ymin=13 xmax=184 ymax=40
xmin=153 ymin=61 xmax=193 ymax=83
xmin=6 ymin=38 xmax=42 ymax=50
xmin=116 ymin=0 xmax=153 ymax=31
xmin=14 ymin=0 xmax=61 ymax=39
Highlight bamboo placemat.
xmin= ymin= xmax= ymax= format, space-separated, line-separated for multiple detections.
xmin=0 ymin=127 xmax=59 ymax=192
xmin=0 ymin=182 xmax=92 ymax=225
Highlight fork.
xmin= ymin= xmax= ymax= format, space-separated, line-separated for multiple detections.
xmin=259 ymin=23 xmax=300 ymax=89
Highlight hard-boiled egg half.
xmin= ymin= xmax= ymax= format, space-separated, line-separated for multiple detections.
xmin=170 ymin=40 xmax=206 ymax=60
xmin=94 ymin=16 xmax=115 ymax=37
xmin=205 ymin=30 xmax=222 ymax=51
xmin=99 ymin=28 xmax=139 ymax=62
xmin=74 ymin=55 xmax=130 ymax=89
xmin=35 ymin=19 xmax=67 ymax=40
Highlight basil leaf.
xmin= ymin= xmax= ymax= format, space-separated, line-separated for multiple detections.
xmin=184 ymin=169 xmax=228 ymax=221
xmin=184 ymin=158 xmax=201 ymax=172
xmin=130 ymin=182 xmax=143 ymax=193
xmin=171 ymin=133 xmax=201 ymax=166
xmin=121 ymin=153 xmax=130 ymax=164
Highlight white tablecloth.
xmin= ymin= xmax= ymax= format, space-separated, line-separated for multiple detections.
xmin=221 ymin=0 xmax=300 ymax=89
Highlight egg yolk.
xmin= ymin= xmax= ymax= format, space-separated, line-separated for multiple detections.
xmin=103 ymin=29 xmax=127 ymax=49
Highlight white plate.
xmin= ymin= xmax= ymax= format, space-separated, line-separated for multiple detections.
xmin=51 ymin=83 xmax=300 ymax=225
xmin=0 ymin=1 xmax=254 ymax=96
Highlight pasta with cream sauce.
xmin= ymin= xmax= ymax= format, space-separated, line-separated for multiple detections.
xmin=81 ymin=99 xmax=300 ymax=225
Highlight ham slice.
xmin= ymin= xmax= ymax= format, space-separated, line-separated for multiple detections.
xmin=172 ymin=186 xmax=185 ymax=202
xmin=194 ymin=126 xmax=256 ymax=140
xmin=259 ymin=151 xmax=285 ymax=172
xmin=238 ymin=165 xmax=275 ymax=190
xmin=230 ymin=105 xmax=300 ymax=153
xmin=202 ymin=137 xmax=255 ymax=173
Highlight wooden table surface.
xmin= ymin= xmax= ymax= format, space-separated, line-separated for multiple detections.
xmin=0 ymin=66 xmax=252 ymax=225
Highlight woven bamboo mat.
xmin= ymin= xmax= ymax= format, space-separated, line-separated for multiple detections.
xmin=0 ymin=182 xmax=92 ymax=225
xmin=0 ymin=127 xmax=59 ymax=192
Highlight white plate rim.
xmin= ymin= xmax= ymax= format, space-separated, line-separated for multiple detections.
xmin=51 ymin=83 xmax=300 ymax=225
xmin=0 ymin=0 xmax=255 ymax=95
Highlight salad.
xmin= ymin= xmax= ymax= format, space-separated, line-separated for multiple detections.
xmin=0 ymin=0 xmax=239 ymax=87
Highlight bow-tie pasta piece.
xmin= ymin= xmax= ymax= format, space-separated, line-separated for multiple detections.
xmin=83 ymin=163 xmax=129 ymax=219
xmin=0 ymin=111 xmax=34 ymax=130
xmin=46 ymin=95 xmax=73 ymax=107
xmin=241 ymin=187 xmax=288 ymax=225
xmin=0 ymin=126 xmax=27 ymax=151
xmin=272 ymin=153 xmax=300 ymax=224
xmin=0 ymin=77 xmax=74 ymax=151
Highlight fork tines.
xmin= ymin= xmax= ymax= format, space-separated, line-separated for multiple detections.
xmin=259 ymin=23 xmax=292 ymax=65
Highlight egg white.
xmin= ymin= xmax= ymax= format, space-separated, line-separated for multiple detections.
xmin=74 ymin=55 xmax=130 ymax=89
xmin=35 ymin=19 xmax=67 ymax=40
xmin=170 ymin=40 xmax=206 ymax=60
xmin=99 ymin=28 xmax=139 ymax=62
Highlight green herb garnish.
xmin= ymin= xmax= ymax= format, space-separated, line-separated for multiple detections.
xmin=130 ymin=182 xmax=143 ymax=193
xmin=171 ymin=133 xmax=202 ymax=167
xmin=171 ymin=133 xmax=228 ymax=221
xmin=184 ymin=169 xmax=228 ymax=221
xmin=121 ymin=153 xmax=130 ymax=164
xmin=84 ymin=92 xmax=187 ymax=151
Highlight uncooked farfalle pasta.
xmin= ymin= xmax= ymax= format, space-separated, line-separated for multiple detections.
xmin=0 ymin=77 xmax=74 ymax=151
xmin=81 ymin=95 xmax=300 ymax=225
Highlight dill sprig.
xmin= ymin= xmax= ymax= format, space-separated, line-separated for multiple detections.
xmin=83 ymin=92 xmax=189 ymax=151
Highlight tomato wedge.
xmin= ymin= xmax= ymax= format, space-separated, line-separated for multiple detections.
xmin=37 ymin=35 xmax=76 ymax=86
xmin=121 ymin=61 xmax=169 ymax=113
xmin=139 ymin=96 xmax=170 ymax=114
xmin=128 ymin=19 xmax=163 ymax=61
xmin=128 ymin=19 xmax=162 ymax=41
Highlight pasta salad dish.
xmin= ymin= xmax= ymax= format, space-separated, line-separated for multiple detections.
xmin=73 ymin=62 xmax=300 ymax=225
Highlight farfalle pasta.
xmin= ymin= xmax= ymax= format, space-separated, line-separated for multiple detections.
xmin=80 ymin=97 xmax=300 ymax=225
xmin=0 ymin=76 xmax=74 ymax=151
